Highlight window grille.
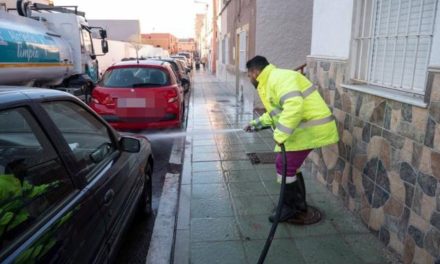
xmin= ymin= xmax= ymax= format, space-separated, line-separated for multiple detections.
xmin=354 ymin=0 xmax=438 ymax=94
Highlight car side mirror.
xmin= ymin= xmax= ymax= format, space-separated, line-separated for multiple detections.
xmin=100 ymin=29 xmax=108 ymax=39
xmin=120 ymin=137 xmax=140 ymax=153
xmin=101 ymin=40 xmax=109 ymax=54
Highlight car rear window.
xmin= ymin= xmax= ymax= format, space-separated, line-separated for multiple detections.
xmin=178 ymin=53 xmax=190 ymax=59
xmin=100 ymin=67 xmax=169 ymax=88
xmin=167 ymin=62 xmax=179 ymax=74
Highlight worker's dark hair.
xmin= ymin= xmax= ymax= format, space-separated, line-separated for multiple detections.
xmin=246 ymin=56 xmax=269 ymax=71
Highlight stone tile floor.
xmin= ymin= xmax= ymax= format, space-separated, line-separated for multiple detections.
xmin=173 ymin=71 xmax=400 ymax=264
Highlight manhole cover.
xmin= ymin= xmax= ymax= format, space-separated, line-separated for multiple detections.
xmin=247 ymin=152 xmax=277 ymax=164
xmin=287 ymin=206 xmax=323 ymax=225
xmin=216 ymin=99 xmax=230 ymax=103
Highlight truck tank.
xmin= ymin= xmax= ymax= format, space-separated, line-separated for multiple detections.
xmin=0 ymin=10 xmax=74 ymax=86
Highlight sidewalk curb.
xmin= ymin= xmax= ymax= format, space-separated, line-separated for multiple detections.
xmin=146 ymin=136 xmax=185 ymax=264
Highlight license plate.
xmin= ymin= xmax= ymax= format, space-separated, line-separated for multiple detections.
xmin=118 ymin=98 xmax=146 ymax=108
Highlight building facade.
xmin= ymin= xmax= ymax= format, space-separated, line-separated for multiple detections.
xmin=307 ymin=0 xmax=440 ymax=262
xmin=141 ymin=33 xmax=178 ymax=55
xmin=195 ymin=0 xmax=217 ymax=73
xmin=195 ymin=13 xmax=206 ymax=57
xmin=177 ymin=38 xmax=196 ymax=53
xmin=255 ymin=0 xmax=312 ymax=70
xmin=216 ymin=0 xmax=313 ymax=113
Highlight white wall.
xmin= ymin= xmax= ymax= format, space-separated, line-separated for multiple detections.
xmin=216 ymin=6 xmax=229 ymax=80
xmin=93 ymin=39 xmax=133 ymax=74
xmin=256 ymin=0 xmax=313 ymax=69
xmin=88 ymin=20 xmax=141 ymax=42
xmin=92 ymin=39 xmax=168 ymax=75
xmin=429 ymin=5 xmax=440 ymax=67
xmin=310 ymin=0 xmax=354 ymax=59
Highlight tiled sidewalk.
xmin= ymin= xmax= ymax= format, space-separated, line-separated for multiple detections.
xmin=173 ymin=71 xmax=399 ymax=264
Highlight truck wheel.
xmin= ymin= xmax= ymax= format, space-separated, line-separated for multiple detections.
xmin=17 ymin=0 xmax=31 ymax=17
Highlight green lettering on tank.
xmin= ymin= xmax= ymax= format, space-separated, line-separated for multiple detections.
xmin=0 ymin=27 xmax=61 ymax=63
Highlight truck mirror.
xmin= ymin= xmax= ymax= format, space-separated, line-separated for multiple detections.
xmin=101 ymin=39 xmax=109 ymax=54
xmin=99 ymin=29 xmax=107 ymax=39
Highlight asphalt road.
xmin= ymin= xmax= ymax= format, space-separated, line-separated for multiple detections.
xmin=114 ymin=136 xmax=174 ymax=263
xmin=114 ymin=91 xmax=190 ymax=263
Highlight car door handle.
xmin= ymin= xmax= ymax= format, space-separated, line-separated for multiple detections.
xmin=103 ymin=189 xmax=115 ymax=206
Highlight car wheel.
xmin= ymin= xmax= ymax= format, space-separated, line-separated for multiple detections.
xmin=180 ymin=103 xmax=185 ymax=129
xmin=139 ymin=163 xmax=152 ymax=217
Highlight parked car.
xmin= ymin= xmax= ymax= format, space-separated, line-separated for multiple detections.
xmin=0 ymin=87 xmax=153 ymax=263
xmin=171 ymin=55 xmax=191 ymax=71
xmin=152 ymin=58 xmax=191 ymax=93
xmin=174 ymin=59 xmax=191 ymax=76
xmin=90 ymin=60 xmax=185 ymax=130
xmin=177 ymin=52 xmax=193 ymax=69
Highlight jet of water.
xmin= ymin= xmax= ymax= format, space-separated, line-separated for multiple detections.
xmin=144 ymin=128 xmax=243 ymax=140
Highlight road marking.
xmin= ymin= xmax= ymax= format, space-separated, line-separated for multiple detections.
xmin=146 ymin=136 xmax=184 ymax=264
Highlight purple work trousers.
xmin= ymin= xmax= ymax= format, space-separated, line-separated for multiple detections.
xmin=275 ymin=149 xmax=312 ymax=183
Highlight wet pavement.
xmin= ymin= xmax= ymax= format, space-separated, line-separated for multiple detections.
xmin=172 ymin=70 xmax=399 ymax=264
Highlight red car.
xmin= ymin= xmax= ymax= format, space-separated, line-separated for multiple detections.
xmin=90 ymin=60 xmax=185 ymax=130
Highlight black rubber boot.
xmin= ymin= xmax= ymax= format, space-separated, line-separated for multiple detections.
xmin=268 ymin=183 xmax=299 ymax=223
xmin=271 ymin=172 xmax=307 ymax=212
xmin=294 ymin=172 xmax=307 ymax=212
xmin=269 ymin=172 xmax=307 ymax=223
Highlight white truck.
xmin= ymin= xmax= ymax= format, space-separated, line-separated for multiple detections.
xmin=0 ymin=0 xmax=108 ymax=100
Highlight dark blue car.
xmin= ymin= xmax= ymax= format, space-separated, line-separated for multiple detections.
xmin=0 ymin=87 xmax=153 ymax=263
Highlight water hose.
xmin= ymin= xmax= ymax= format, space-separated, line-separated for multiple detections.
xmin=257 ymin=143 xmax=287 ymax=264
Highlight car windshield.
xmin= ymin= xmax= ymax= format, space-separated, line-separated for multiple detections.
xmin=100 ymin=67 xmax=169 ymax=88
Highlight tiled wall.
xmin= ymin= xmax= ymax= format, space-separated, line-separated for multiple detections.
xmin=306 ymin=57 xmax=440 ymax=263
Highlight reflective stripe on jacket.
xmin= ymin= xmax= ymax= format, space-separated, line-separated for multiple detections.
xmin=250 ymin=64 xmax=339 ymax=152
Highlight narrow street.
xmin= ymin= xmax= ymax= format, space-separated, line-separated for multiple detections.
xmin=117 ymin=69 xmax=398 ymax=263
xmin=1 ymin=0 xmax=439 ymax=262
xmin=114 ymin=137 xmax=173 ymax=263
xmin=115 ymin=88 xmax=191 ymax=263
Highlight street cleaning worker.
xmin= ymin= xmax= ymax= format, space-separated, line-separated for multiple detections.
xmin=244 ymin=56 xmax=339 ymax=223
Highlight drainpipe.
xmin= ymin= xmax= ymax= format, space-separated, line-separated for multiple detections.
xmin=211 ymin=0 xmax=218 ymax=74
xmin=235 ymin=33 xmax=240 ymax=100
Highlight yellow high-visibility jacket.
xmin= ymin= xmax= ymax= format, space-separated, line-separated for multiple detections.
xmin=250 ymin=64 xmax=339 ymax=152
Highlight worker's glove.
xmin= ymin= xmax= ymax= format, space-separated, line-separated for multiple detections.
xmin=243 ymin=124 xmax=255 ymax=132
xmin=243 ymin=121 xmax=265 ymax=132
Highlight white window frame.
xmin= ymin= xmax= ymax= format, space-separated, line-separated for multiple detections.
xmin=221 ymin=36 xmax=228 ymax=64
xmin=351 ymin=0 xmax=439 ymax=98
xmin=238 ymin=30 xmax=248 ymax=72
xmin=225 ymin=36 xmax=229 ymax=65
